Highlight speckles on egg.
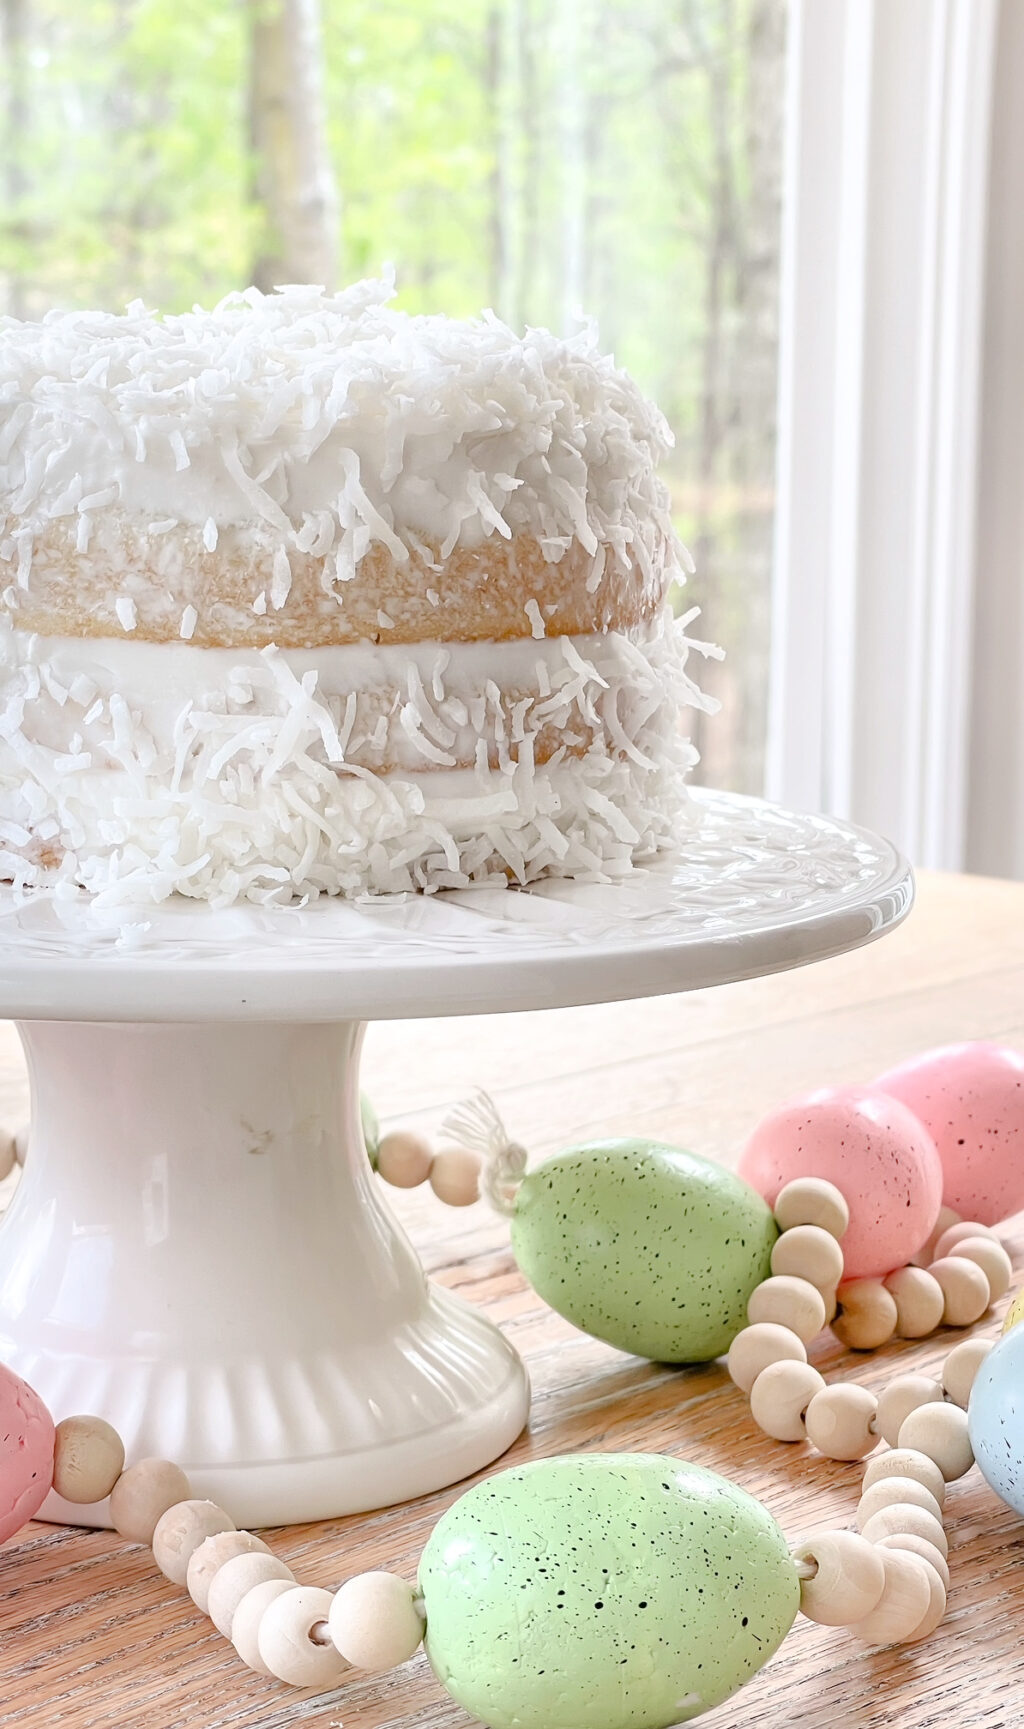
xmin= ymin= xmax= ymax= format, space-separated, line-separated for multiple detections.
xmin=510 ymin=1140 xmax=777 ymax=1363
xmin=969 ymin=1321 xmax=1024 ymax=1516
xmin=737 ymin=1087 xmax=942 ymax=1279
xmin=418 ymin=1453 xmax=799 ymax=1729
xmin=0 ymin=1364 xmax=55 ymax=1545
xmin=876 ymin=1043 xmax=1024 ymax=1225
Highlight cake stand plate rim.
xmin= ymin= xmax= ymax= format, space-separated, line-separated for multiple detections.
xmin=0 ymin=788 xmax=914 ymax=1020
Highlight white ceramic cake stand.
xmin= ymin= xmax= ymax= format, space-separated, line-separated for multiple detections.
xmin=0 ymin=789 xmax=912 ymax=1529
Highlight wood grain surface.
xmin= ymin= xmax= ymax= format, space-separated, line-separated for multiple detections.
xmin=2 ymin=868 xmax=1024 ymax=1728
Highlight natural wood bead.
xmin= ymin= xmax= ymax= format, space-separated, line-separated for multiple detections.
xmin=109 ymin=1458 xmax=192 ymax=1545
xmin=187 ymin=1529 xmax=272 ymax=1613
xmin=860 ymin=1502 xmax=948 ymax=1558
xmin=428 ymin=1147 xmax=481 ymax=1207
xmin=831 ymin=1279 xmax=898 ymax=1350
xmin=912 ymin=1205 xmax=960 ymax=1268
xmin=375 ymin=1130 xmax=434 ymax=1188
xmin=152 ymin=1499 xmax=235 ymax=1586
xmin=13 ymin=1123 xmax=29 ymax=1166
xmin=884 ymin=1266 xmax=945 ymax=1339
xmin=951 ymin=1236 xmax=1013 ymax=1302
xmin=875 ymin=1375 xmax=945 ymax=1447
xmin=942 ymin=1336 xmax=994 ymax=1409
xmin=257 ymin=1584 xmax=349 ymax=1688
xmin=327 ymin=1571 xmax=425 ymax=1670
xmin=0 ymin=1128 xmax=15 ymax=1182
xmin=232 ymin=1578 xmax=296 ymax=1675
xmin=849 ymin=1549 xmax=935 ymax=1646
xmin=875 ymin=1531 xmax=951 ymax=1591
xmin=898 ymin=1401 xmax=975 ymax=1480
xmin=747 ymin=1275 xmax=827 ymax=1344
xmin=863 ymin=1447 xmax=946 ymax=1509
xmin=749 ymin=1360 xmax=826 ymax=1441
xmin=770 ymin=1225 xmax=845 ymax=1292
xmin=773 ymin=1178 xmax=849 ymax=1239
xmin=209 ymin=1552 xmax=296 ymax=1639
xmin=856 ymin=1475 xmax=944 ymax=1529
xmin=52 ymin=1415 xmax=125 ymax=1505
xmin=934 ymin=1219 xmax=997 ymax=1260
xmin=904 ymin=1564 xmax=947 ymax=1641
xmin=820 ymin=1287 xmax=839 ymax=1325
xmin=930 ymin=1255 xmax=992 ymax=1326
xmin=792 ymin=1530 xmax=886 ymax=1626
xmin=726 ymin=1323 xmax=806 ymax=1394
xmin=803 ymin=1385 xmax=879 ymax=1461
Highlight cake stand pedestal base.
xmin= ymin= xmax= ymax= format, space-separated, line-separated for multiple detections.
xmin=0 ymin=1020 xmax=529 ymax=1528
xmin=0 ymin=791 xmax=914 ymax=1528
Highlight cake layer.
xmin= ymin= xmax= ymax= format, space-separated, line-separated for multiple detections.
xmin=7 ymin=519 xmax=668 ymax=649
xmin=0 ymin=281 xmax=685 ymax=647
xmin=0 ymin=617 xmax=715 ymax=903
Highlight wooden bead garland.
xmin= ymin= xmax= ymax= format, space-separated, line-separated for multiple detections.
xmin=942 ymin=1337 xmax=993 ymax=1408
xmin=790 ymin=1531 xmax=885 ymax=1626
xmin=373 ymin=1123 xmax=483 ymax=1207
xmin=52 ymin=1414 xmax=125 ymax=1504
xmin=1 ymin=1118 xmax=1018 ymax=1705
xmin=875 ymin=1531 xmax=950 ymax=1591
xmin=256 ymin=1585 xmax=349 ymax=1688
xmin=152 ymin=1500 xmax=236 ymax=1586
xmin=831 ymin=1280 xmax=898 ymax=1350
xmin=855 ymin=1476 xmax=944 ymax=1529
xmin=747 ymin=1275 xmax=827 ymax=1343
xmin=731 ymin=1180 xmax=1013 ymax=1464
xmin=187 ymin=1530 xmax=272 ymax=1613
xmin=109 ymin=1458 xmax=193 ymax=1544
xmin=862 ymin=1447 xmax=946 ymax=1508
xmin=803 ymin=1385 xmax=878 ymax=1461
xmin=726 ymin=1171 xmax=1016 ymax=1649
xmin=874 ymin=1375 xmax=945 ymax=1448
xmin=208 ymin=1551 xmax=296 ymax=1638
xmin=749 ymin=1360 xmax=826 ymax=1441
xmin=726 ymin=1321 xmax=807 ymax=1393
xmin=883 ymin=1266 xmax=945 ymax=1338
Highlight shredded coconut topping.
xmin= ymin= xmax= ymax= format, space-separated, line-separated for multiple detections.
xmin=1 ymin=279 xmax=677 ymax=600
xmin=0 ymin=617 xmax=717 ymax=905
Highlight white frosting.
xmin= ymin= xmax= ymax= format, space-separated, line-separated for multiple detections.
xmin=0 ymin=279 xmax=688 ymax=596
xmin=0 ymin=615 xmax=718 ymax=905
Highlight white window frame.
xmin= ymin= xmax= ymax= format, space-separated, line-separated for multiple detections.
xmin=766 ymin=0 xmax=998 ymax=869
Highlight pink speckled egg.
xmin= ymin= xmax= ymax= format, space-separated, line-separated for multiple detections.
xmin=737 ymin=1087 xmax=943 ymax=1279
xmin=0 ymin=1363 xmax=54 ymax=1544
xmin=875 ymin=1043 xmax=1024 ymax=1225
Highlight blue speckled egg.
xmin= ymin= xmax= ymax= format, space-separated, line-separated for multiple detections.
xmin=510 ymin=1140 xmax=777 ymax=1362
xmin=969 ymin=1319 xmax=1024 ymax=1515
xmin=418 ymin=1452 xmax=799 ymax=1729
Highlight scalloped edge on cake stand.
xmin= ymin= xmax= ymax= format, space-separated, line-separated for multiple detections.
xmin=0 ymin=791 xmax=913 ymax=1528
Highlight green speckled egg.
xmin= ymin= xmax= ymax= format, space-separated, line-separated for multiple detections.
xmin=419 ymin=1452 xmax=798 ymax=1729
xmin=510 ymin=1139 xmax=777 ymax=1361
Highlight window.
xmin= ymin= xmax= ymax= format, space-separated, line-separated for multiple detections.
xmin=1 ymin=0 xmax=786 ymax=797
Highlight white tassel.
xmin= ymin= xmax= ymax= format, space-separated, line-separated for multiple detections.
xmin=441 ymin=1090 xmax=528 ymax=1216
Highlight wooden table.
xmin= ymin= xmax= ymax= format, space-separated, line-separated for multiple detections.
xmin=2 ymin=868 xmax=1023 ymax=1728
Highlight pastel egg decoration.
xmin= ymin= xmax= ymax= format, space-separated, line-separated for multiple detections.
xmin=968 ymin=1314 xmax=1024 ymax=1516
xmin=875 ymin=1042 xmax=1024 ymax=1224
xmin=1003 ymin=1285 xmax=1024 ymax=1336
xmin=419 ymin=1452 xmax=799 ymax=1729
xmin=510 ymin=1140 xmax=777 ymax=1362
xmin=737 ymin=1087 xmax=942 ymax=1280
xmin=0 ymin=1361 xmax=55 ymax=1544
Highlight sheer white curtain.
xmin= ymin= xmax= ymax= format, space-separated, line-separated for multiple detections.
xmin=766 ymin=0 xmax=1005 ymax=872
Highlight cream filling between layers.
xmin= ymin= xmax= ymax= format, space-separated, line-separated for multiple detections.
xmin=0 ymin=613 xmax=716 ymax=904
